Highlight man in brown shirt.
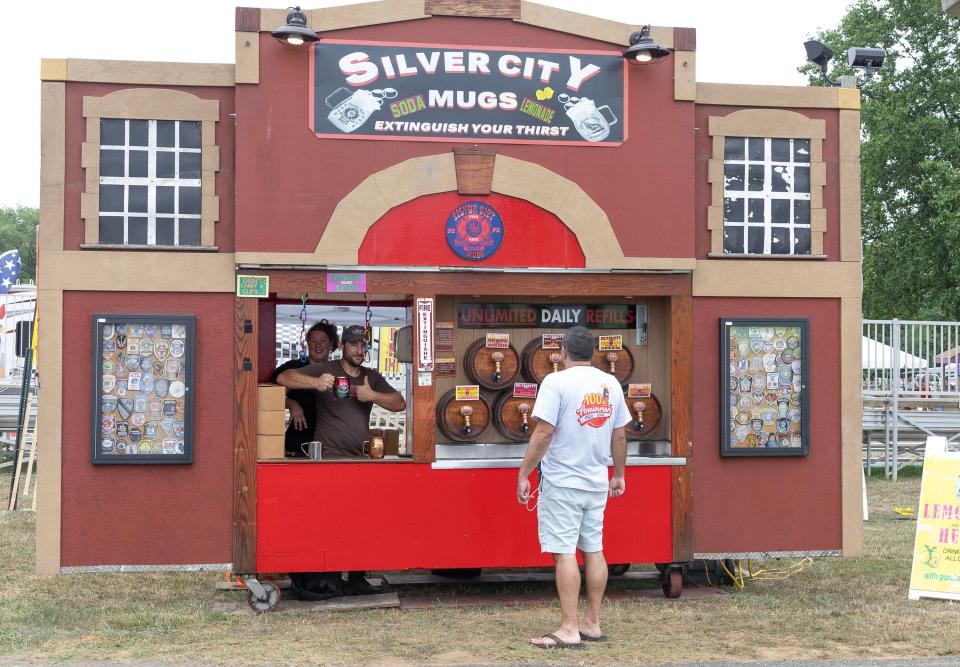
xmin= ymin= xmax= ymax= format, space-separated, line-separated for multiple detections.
xmin=276 ymin=324 xmax=406 ymax=595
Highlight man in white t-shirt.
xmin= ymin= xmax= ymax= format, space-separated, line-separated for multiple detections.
xmin=517 ymin=326 xmax=630 ymax=650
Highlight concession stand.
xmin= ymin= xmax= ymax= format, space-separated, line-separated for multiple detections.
xmin=35 ymin=1 xmax=864 ymax=607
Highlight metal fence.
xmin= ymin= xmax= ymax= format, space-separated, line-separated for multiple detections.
xmin=862 ymin=319 xmax=960 ymax=478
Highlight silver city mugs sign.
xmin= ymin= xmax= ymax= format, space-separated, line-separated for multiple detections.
xmin=311 ymin=40 xmax=626 ymax=146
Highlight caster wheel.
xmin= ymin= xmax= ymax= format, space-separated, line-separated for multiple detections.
xmin=248 ymin=581 xmax=280 ymax=612
xmin=661 ymin=568 xmax=683 ymax=599
xmin=608 ymin=563 xmax=630 ymax=576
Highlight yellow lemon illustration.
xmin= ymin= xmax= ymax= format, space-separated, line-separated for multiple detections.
xmin=535 ymin=86 xmax=554 ymax=101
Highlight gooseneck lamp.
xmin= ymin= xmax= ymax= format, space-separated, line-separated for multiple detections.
xmin=623 ymin=25 xmax=670 ymax=64
xmin=271 ymin=6 xmax=320 ymax=46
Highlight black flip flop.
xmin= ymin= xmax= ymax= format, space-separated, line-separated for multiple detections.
xmin=579 ymin=631 xmax=609 ymax=642
xmin=531 ymin=633 xmax=585 ymax=650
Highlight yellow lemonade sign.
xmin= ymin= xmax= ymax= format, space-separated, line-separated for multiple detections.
xmin=909 ymin=437 xmax=960 ymax=601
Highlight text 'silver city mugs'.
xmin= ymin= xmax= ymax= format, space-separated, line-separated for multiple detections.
xmin=325 ymin=87 xmax=398 ymax=133
xmin=558 ymin=93 xmax=618 ymax=142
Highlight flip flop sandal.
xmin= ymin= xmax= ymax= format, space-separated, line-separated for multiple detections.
xmin=531 ymin=633 xmax=585 ymax=650
xmin=579 ymin=631 xmax=609 ymax=642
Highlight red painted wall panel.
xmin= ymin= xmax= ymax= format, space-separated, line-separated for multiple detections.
xmin=60 ymin=292 xmax=235 ymax=566
xmin=257 ymin=463 xmax=673 ymax=572
xmin=236 ymin=17 xmax=696 ymax=259
xmin=691 ymin=297 xmax=842 ymax=553
xmin=62 ymin=83 xmax=236 ymax=252
xmin=358 ymin=192 xmax=585 ymax=267
xmin=694 ymin=105 xmax=841 ymax=260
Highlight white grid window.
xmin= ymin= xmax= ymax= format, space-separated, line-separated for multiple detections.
xmin=722 ymin=137 xmax=811 ymax=255
xmin=98 ymin=119 xmax=203 ymax=246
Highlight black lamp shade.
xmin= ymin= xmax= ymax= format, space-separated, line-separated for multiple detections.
xmin=624 ymin=26 xmax=670 ymax=64
xmin=271 ymin=6 xmax=320 ymax=45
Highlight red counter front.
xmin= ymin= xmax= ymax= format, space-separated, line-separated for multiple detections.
xmin=256 ymin=462 xmax=674 ymax=573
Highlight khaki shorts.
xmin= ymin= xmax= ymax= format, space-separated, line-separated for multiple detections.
xmin=537 ymin=478 xmax=608 ymax=554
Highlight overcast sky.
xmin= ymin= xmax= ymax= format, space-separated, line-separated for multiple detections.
xmin=1 ymin=0 xmax=853 ymax=208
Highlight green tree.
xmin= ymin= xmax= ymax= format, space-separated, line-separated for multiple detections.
xmin=802 ymin=0 xmax=960 ymax=320
xmin=0 ymin=206 xmax=37 ymax=283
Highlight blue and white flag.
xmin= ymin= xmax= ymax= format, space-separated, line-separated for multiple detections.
xmin=0 ymin=250 xmax=22 ymax=294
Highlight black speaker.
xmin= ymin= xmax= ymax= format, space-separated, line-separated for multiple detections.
xmin=15 ymin=321 xmax=33 ymax=358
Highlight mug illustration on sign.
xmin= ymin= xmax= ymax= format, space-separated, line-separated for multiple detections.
xmin=557 ymin=93 xmax=617 ymax=142
xmin=326 ymin=87 xmax=398 ymax=133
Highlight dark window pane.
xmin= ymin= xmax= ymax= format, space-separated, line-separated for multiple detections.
xmin=747 ymin=227 xmax=766 ymax=254
xmin=180 ymin=121 xmax=201 ymax=149
xmin=794 ymin=199 xmax=811 ymax=225
xmin=748 ymin=165 xmax=764 ymax=191
xmin=100 ymin=184 xmax=124 ymax=213
xmin=794 ymin=139 xmax=810 ymax=163
xmin=794 ymin=166 xmax=810 ymax=193
xmin=748 ymin=138 xmax=764 ymax=161
xmin=128 ymin=185 xmax=148 ymax=213
xmin=157 ymin=186 xmax=175 ymax=214
xmin=129 ymin=120 xmax=148 ymax=146
xmin=157 ymin=151 xmax=175 ymax=179
xmin=771 ymin=138 xmax=790 ymax=162
xmin=129 ymin=150 xmax=148 ymax=178
xmin=770 ymin=226 xmax=790 ymax=254
xmin=128 ymin=217 xmax=148 ymax=245
xmin=771 ymin=166 xmax=789 ymax=192
xmin=99 ymin=216 xmax=125 ymax=244
xmin=101 ymin=119 xmax=125 ymax=146
xmin=772 ymin=199 xmax=790 ymax=224
xmin=100 ymin=149 xmax=125 ymax=177
xmin=157 ymin=121 xmax=176 ymax=148
xmin=794 ymin=227 xmax=811 ymax=254
xmin=747 ymin=198 xmax=764 ymax=223
xmin=179 ymin=186 xmax=201 ymax=215
xmin=723 ymin=225 xmax=743 ymax=253
xmin=179 ymin=219 xmax=201 ymax=246
xmin=724 ymin=137 xmax=744 ymax=160
xmin=156 ymin=218 xmax=176 ymax=245
xmin=724 ymin=164 xmax=744 ymax=191
xmin=724 ymin=197 xmax=744 ymax=223
xmin=179 ymin=152 xmax=201 ymax=179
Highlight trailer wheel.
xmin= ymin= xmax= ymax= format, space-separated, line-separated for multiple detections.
xmin=608 ymin=563 xmax=630 ymax=576
xmin=661 ymin=567 xmax=683 ymax=599
xmin=247 ymin=581 xmax=280 ymax=613
xmin=654 ymin=562 xmax=666 ymax=574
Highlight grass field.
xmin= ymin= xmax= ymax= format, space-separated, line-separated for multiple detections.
xmin=1 ymin=472 xmax=958 ymax=665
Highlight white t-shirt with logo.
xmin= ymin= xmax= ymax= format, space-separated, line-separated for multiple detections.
xmin=532 ymin=365 xmax=631 ymax=492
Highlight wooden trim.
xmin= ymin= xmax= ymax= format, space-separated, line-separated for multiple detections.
xmin=673 ymin=27 xmax=696 ymax=51
xmin=80 ymin=89 xmax=220 ymax=247
xmin=707 ymin=110 xmax=827 ymax=258
xmin=235 ymin=6 xmax=260 ymax=32
xmin=837 ymin=88 xmax=861 ymax=110
xmin=674 ymin=51 xmax=695 ymax=102
xmin=453 ymin=146 xmax=496 ymax=195
xmin=413 ymin=294 xmax=436 ymax=462
xmin=235 ymin=32 xmax=260 ymax=85
xmin=696 ymin=83 xmax=845 ymax=109
xmin=670 ymin=292 xmax=693 ymax=561
xmin=839 ymin=110 xmax=862 ymax=262
xmin=252 ymin=270 xmax=692 ymax=297
xmin=516 ymin=2 xmax=673 ymax=48
xmin=427 ymin=0 xmax=520 ymax=18
xmin=39 ymin=82 xmax=66 ymax=254
xmin=693 ymin=260 xmax=861 ymax=298
xmin=40 ymin=58 xmax=67 ymax=82
xmin=840 ymin=297 xmax=863 ymax=556
xmin=261 ymin=1 xmax=429 ymax=33
xmin=64 ymin=59 xmax=234 ymax=87
xmin=233 ymin=297 xmax=259 ymax=574
xmin=39 ymin=251 xmax=235 ymax=292
xmin=35 ymin=289 xmax=64 ymax=575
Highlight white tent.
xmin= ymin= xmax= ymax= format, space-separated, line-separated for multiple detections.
xmin=861 ymin=336 xmax=928 ymax=370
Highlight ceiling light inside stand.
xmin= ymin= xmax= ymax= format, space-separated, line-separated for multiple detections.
xmin=271 ymin=6 xmax=320 ymax=46
xmin=624 ymin=25 xmax=670 ymax=64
